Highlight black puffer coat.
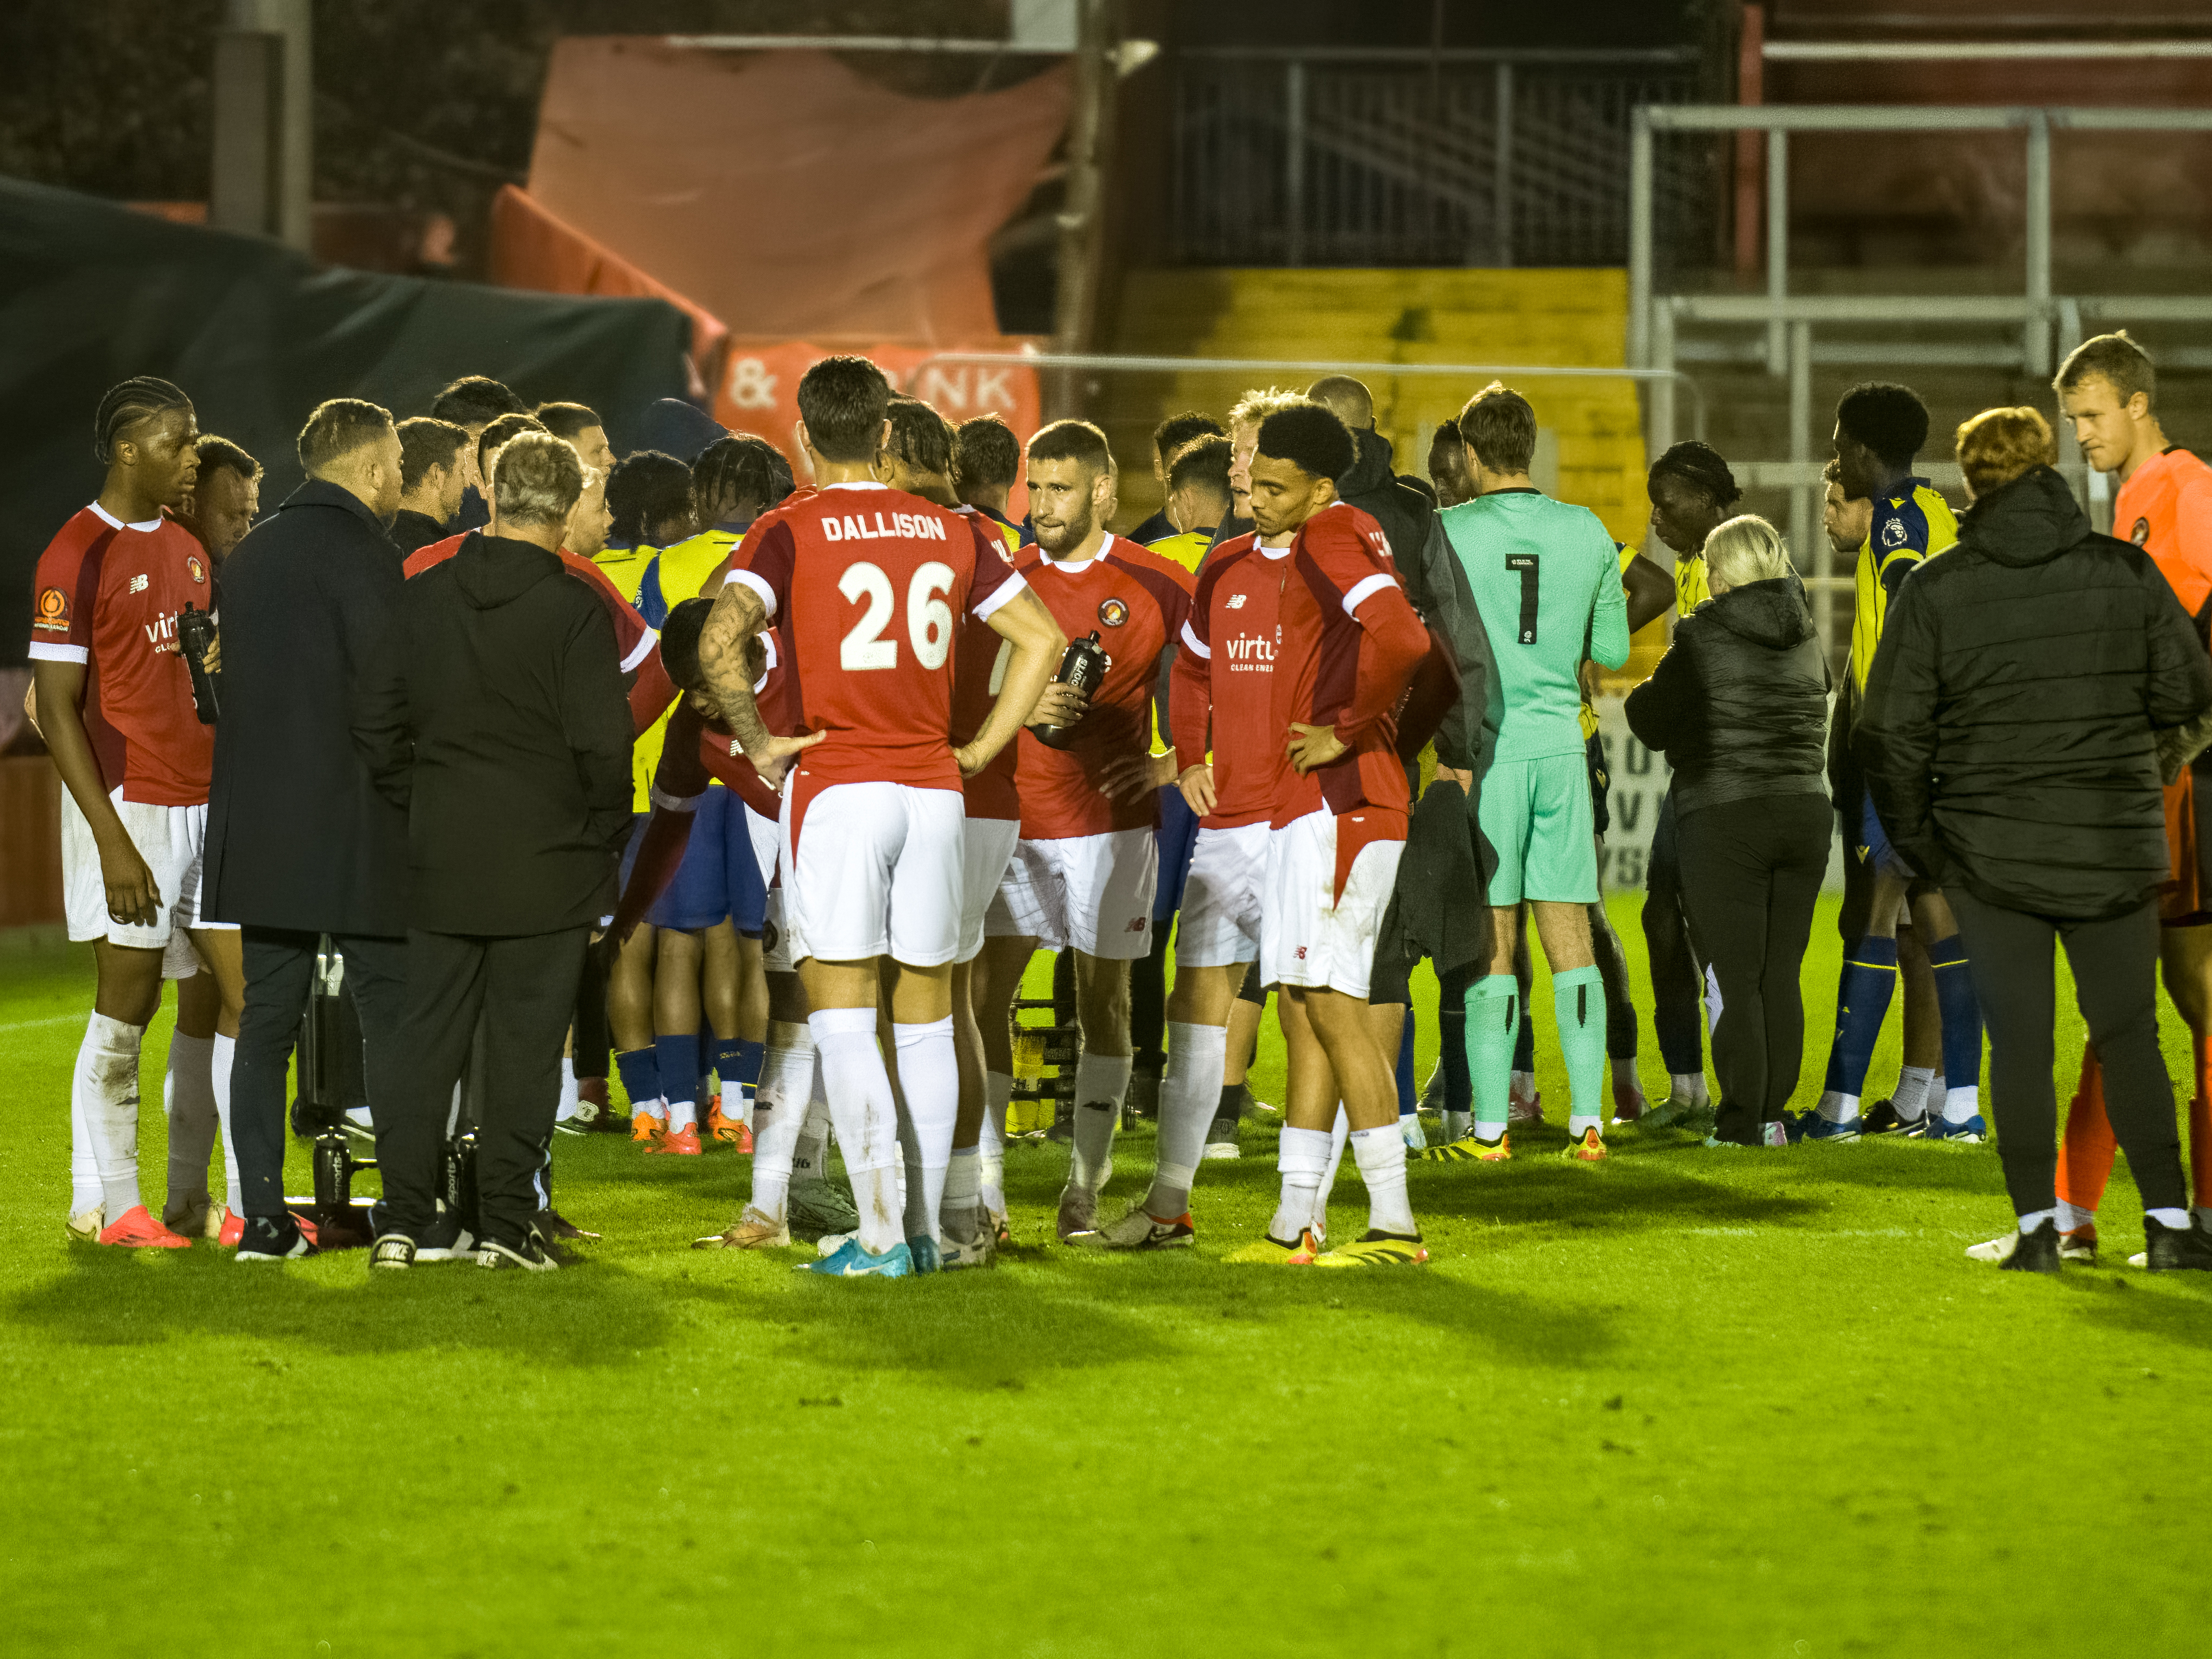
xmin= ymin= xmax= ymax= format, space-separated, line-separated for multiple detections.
xmin=1855 ymin=465 xmax=2212 ymax=919
xmin=1625 ymin=575 xmax=1830 ymax=818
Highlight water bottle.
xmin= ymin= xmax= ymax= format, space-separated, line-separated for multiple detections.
xmin=1033 ymin=630 xmax=1109 ymax=751
xmin=177 ymin=601 xmax=219 ymax=724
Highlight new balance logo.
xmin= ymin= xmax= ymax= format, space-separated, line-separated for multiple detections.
xmin=1127 ymin=917 xmax=1148 ymax=933
xmin=1226 ymin=593 xmax=1247 ymax=609
xmin=129 ymin=574 xmax=149 ymax=594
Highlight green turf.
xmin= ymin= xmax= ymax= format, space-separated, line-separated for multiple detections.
xmin=2 ymin=897 xmax=2205 ymax=1658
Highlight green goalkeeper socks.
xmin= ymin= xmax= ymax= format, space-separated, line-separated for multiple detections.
xmin=1465 ymin=974 xmax=1518 ymax=1138
xmin=1554 ymin=965 xmax=1608 ymax=1133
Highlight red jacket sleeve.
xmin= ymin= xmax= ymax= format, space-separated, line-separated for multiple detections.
xmin=627 ymin=641 xmax=679 ymax=737
xmin=1338 ymin=584 xmax=1429 ymax=746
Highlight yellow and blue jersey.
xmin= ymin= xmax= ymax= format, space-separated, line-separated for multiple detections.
xmin=592 ymin=542 xmax=660 ymax=605
xmin=1674 ymin=550 xmax=1709 ymax=618
xmin=631 ymin=527 xmax=741 ymax=810
xmin=1850 ymin=480 xmax=1958 ymax=694
xmin=1147 ymin=528 xmax=1214 ymax=577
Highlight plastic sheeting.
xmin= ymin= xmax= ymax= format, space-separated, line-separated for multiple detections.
xmin=525 ymin=39 xmax=1073 ymax=347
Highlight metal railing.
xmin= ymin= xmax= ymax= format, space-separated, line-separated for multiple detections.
xmin=1171 ymin=47 xmax=1703 ymax=268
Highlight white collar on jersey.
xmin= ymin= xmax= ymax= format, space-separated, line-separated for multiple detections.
xmin=822 ymin=480 xmax=887 ymax=492
xmin=88 ymin=501 xmax=162 ymax=534
xmin=1036 ymin=533 xmax=1118 ymax=575
xmin=1258 ymin=534 xmax=1293 ymax=560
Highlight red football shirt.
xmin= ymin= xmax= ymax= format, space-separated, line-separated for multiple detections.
xmin=950 ymin=505 xmax=1021 ymax=822
xmin=1170 ymin=533 xmax=1289 ymax=830
xmin=2115 ymin=446 xmax=2212 ymax=622
xmin=28 ymin=504 xmax=215 ymax=805
xmin=730 ymin=481 xmax=1023 ymax=793
xmin=404 ymin=532 xmax=674 ymax=733
xmin=1271 ymin=502 xmax=1427 ymax=828
xmin=1011 ymin=535 xmax=1194 ymax=838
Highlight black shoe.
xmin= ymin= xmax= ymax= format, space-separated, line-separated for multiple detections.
xmin=370 ymin=1234 xmax=416 ymax=1271
xmin=236 ymin=1215 xmax=318 ymax=1262
xmin=1044 ymin=1109 xmax=1075 ymax=1145
xmin=1203 ymin=1116 xmax=1242 ymax=1160
xmin=1996 ymin=1218 xmax=2062 ymax=1275
xmin=478 ymin=1233 xmax=564 ymax=1272
xmin=2144 ymin=1213 xmax=2212 ymax=1270
xmin=1861 ymin=1099 xmax=1905 ymax=1135
xmin=1125 ymin=1072 xmax=1161 ymax=1120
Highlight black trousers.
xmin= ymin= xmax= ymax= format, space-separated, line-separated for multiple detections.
xmin=1641 ymin=788 xmax=1708 ymax=1076
xmin=233 ymin=927 xmax=408 ymax=1219
xmin=1677 ymin=796 xmax=1830 ymax=1142
xmin=1945 ymin=889 xmax=2185 ymax=1217
xmin=382 ymin=926 xmax=590 ymax=1247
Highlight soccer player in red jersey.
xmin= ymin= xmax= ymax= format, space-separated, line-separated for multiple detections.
xmin=28 ymin=378 xmax=245 ymax=1250
xmin=695 ymin=356 xmax=1064 ymax=1277
xmin=2056 ymin=332 xmax=2212 ymax=1249
xmin=1073 ymin=516 xmax=1287 ymax=1249
xmin=1223 ymin=404 xmax=1434 ymax=1268
xmin=973 ymin=419 xmax=1195 ymax=1243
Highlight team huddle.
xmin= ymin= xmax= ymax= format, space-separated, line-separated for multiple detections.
xmin=29 ymin=326 xmax=2212 ymax=1275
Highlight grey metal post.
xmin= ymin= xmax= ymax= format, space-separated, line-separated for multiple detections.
xmin=1649 ymin=302 xmax=1677 ymax=456
xmin=1766 ymin=129 xmax=1790 ymax=375
xmin=227 ymin=0 xmax=311 ymax=252
xmin=1284 ymin=57 xmax=1306 ymax=268
xmin=2024 ymin=112 xmax=2052 ymax=377
xmin=1790 ymin=320 xmax=1827 ymax=648
xmin=1493 ymin=61 xmax=1514 ymax=267
xmin=1628 ymin=110 xmax=1653 ymax=369
xmin=210 ymin=31 xmax=281 ymax=238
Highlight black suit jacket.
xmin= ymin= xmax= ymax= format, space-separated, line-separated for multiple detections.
xmin=387 ymin=507 xmax=448 ymax=558
xmin=205 ymin=479 xmax=410 ymax=936
xmin=352 ymin=532 xmax=632 ymax=937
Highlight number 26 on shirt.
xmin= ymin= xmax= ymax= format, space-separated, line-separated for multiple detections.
xmin=840 ymin=560 xmax=955 ymax=672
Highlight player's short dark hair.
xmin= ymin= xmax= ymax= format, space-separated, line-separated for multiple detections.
xmin=797 ymin=355 xmax=891 ymax=463
xmin=396 ymin=417 xmax=468 ymax=491
xmin=532 ymin=401 xmax=603 ymax=444
xmin=477 ymin=413 xmax=547 ymax=484
xmin=1457 ymin=383 xmax=1537 ymax=474
xmin=94 ymin=377 xmax=192 ymax=464
xmin=1168 ymin=434 xmax=1233 ymax=502
xmin=1835 ymin=382 xmax=1931 ymax=471
xmin=1153 ymin=410 xmax=1226 ymax=463
xmin=195 ymin=434 xmax=261 ymax=485
xmin=1027 ymin=419 xmax=1114 ymax=475
xmin=298 ymin=398 xmax=396 ymax=474
xmin=1647 ymin=440 xmax=1742 ymax=509
xmin=953 ymin=415 xmax=1021 ymax=493
xmin=886 ymin=396 xmax=954 ymax=478
xmin=661 ymin=597 xmax=714 ymax=692
xmin=609 ymin=450 xmax=698 ymax=546
xmin=692 ymin=434 xmax=793 ymax=525
xmin=430 ymin=375 xmax=527 ymax=428
xmin=492 ymin=430 xmax=584 ymax=528
xmin=1430 ymin=420 xmax=1463 ymax=460
xmin=2056 ymin=330 xmax=2157 ymax=408
xmin=1256 ymin=403 xmax=1355 ymax=484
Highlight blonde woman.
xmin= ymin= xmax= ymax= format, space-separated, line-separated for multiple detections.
xmin=1625 ymin=515 xmax=1830 ymax=1148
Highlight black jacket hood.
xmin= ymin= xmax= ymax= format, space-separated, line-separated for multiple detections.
xmin=452 ymin=531 xmax=563 ymax=610
xmin=1959 ymin=465 xmax=2089 ymax=569
xmin=1339 ymin=427 xmax=1396 ymax=498
xmin=1707 ymin=577 xmax=1815 ymax=650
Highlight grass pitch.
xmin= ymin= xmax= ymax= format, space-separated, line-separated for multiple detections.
xmin=1 ymin=896 xmax=2204 ymax=1658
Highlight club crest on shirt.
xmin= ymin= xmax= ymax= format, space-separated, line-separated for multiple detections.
xmin=1098 ymin=597 xmax=1130 ymax=628
xmin=187 ymin=555 xmax=206 ymax=584
xmin=34 ymin=587 xmax=69 ymax=631
xmin=1879 ymin=516 xmax=1910 ymax=550
xmin=2133 ymin=517 xmax=2152 ymax=546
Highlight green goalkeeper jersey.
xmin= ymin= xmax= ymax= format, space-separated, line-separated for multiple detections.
xmin=1440 ymin=488 xmax=1631 ymax=764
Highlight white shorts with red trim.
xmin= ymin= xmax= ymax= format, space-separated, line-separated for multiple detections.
xmin=958 ymin=816 xmax=1021 ymax=965
xmin=986 ymin=828 xmax=1157 ymax=959
xmin=782 ymin=776 xmax=965 ymax=968
xmin=744 ymin=800 xmax=780 ymax=890
xmin=61 ymin=785 xmax=237 ymax=957
xmin=1175 ymin=823 xmax=1270 ymax=968
xmin=1259 ymin=807 xmax=1405 ymax=1001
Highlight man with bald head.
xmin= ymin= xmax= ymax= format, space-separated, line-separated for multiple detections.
xmin=1305 ymin=376 xmax=1435 ymax=567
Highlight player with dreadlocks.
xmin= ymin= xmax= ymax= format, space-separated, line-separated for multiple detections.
xmin=30 ymin=378 xmax=256 ymax=1250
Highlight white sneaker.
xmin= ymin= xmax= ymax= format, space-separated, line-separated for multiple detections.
xmin=164 ymin=1193 xmax=225 ymax=1239
xmin=67 ymin=1204 xmax=105 ymax=1243
xmin=1055 ymin=1183 xmax=1098 ymax=1242
xmin=694 ymin=1206 xmax=791 ymax=1250
xmin=941 ymin=1205 xmax=999 ymax=1269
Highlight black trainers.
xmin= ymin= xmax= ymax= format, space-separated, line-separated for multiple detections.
xmin=1995 ymin=1218 xmax=2062 ymax=1275
xmin=479 ymin=1233 xmax=565 ymax=1271
xmin=2144 ymin=1213 xmax=2212 ymax=1270
xmin=1124 ymin=1072 xmax=1161 ymax=1121
xmin=1044 ymin=1107 xmax=1076 ymax=1145
xmin=370 ymin=1234 xmax=416 ymax=1271
xmin=236 ymin=1215 xmax=318 ymax=1262
xmin=1203 ymin=1116 xmax=1241 ymax=1160
xmin=1861 ymin=1099 xmax=1916 ymax=1136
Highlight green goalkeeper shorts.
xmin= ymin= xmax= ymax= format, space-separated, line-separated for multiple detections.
xmin=1477 ymin=753 xmax=1598 ymax=906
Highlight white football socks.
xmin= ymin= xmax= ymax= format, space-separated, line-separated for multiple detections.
xmin=1069 ymin=1050 xmax=1131 ymax=1194
xmin=556 ymin=1055 xmax=581 ymax=1123
xmin=748 ymin=1024 xmax=816 ymax=1222
xmin=76 ymin=1012 xmax=147 ymax=1219
xmin=1891 ymin=1066 xmax=1935 ymax=1122
xmin=2056 ymin=1199 xmax=2096 ymax=1232
xmin=1350 ymin=1123 xmax=1416 ymax=1237
xmin=1941 ymin=1082 xmax=1980 ymax=1126
xmin=1269 ymin=1125 xmax=1330 ymax=1243
xmin=943 ymin=1144 xmax=981 ymax=1214
xmin=163 ymin=1031 xmax=217 ymax=1212
xmin=1147 ymin=1021 xmax=1226 ymax=1219
xmin=980 ymin=1070 xmax=1012 ymax=1220
xmin=2017 ymin=1207 xmax=2056 ymax=1232
xmin=1317 ymin=1107 xmax=1349 ymax=1234
xmin=892 ymin=1017 xmax=958 ymax=1245
xmin=808 ymin=1007 xmax=902 ymax=1255
xmin=211 ymin=1031 xmax=239 ymax=1211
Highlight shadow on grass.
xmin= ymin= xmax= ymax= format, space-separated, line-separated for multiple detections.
xmin=5 ymin=1244 xmax=677 ymax=1366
